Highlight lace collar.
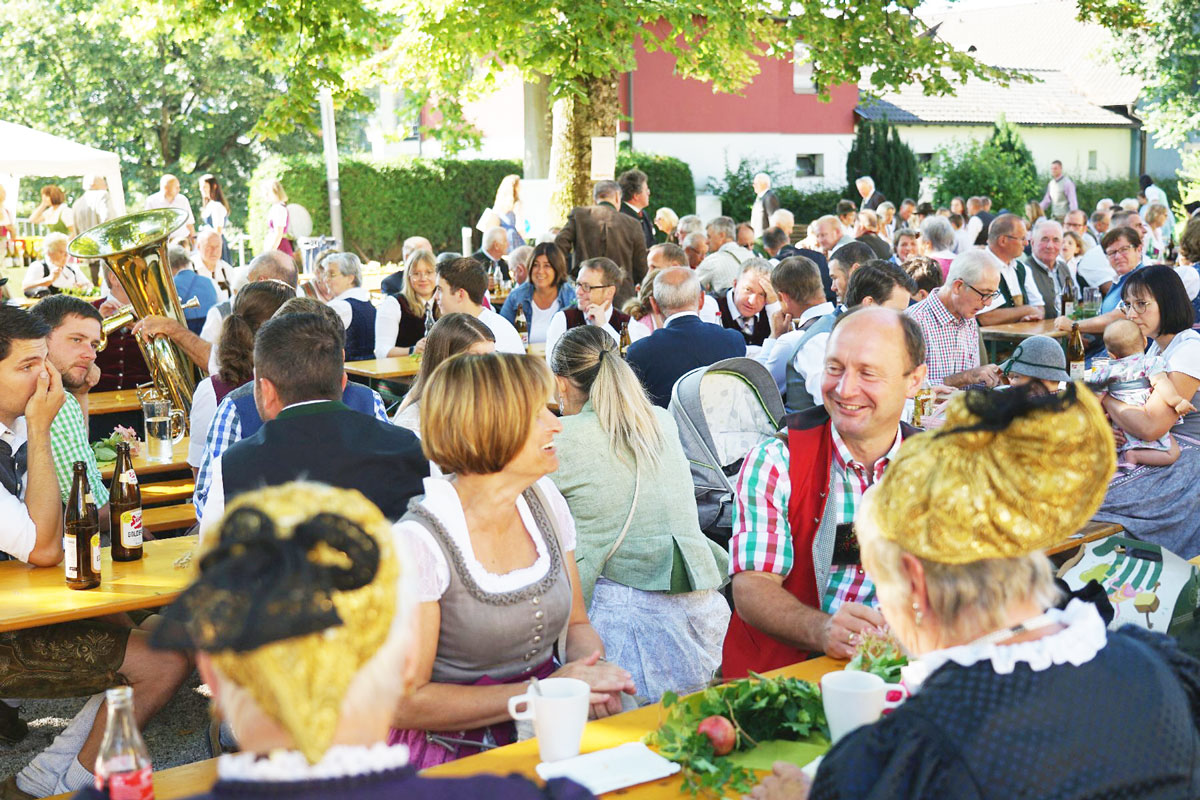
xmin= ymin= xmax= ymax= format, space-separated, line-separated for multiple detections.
xmin=217 ymin=743 xmax=410 ymax=783
xmin=907 ymin=600 xmax=1107 ymax=689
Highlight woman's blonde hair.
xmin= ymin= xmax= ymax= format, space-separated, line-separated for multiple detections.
xmin=492 ymin=174 xmax=521 ymax=214
xmin=421 ymin=353 xmax=553 ymax=475
xmin=622 ymin=268 xmax=661 ymax=321
xmin=267 ymin=179 xmax=288 ymax=204
xmin=550 ymin=325 xmax=662 ymax=470
xmin=860 ymin=497 xmax=1062 ymax=645
xmin=400 ymin=248 xmax=437 ymax=315
xmin=1145 ymin=203 xmax=1169 ymax=228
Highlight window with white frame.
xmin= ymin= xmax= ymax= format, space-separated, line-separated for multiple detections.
xmin=796 ymin=154 xmax=824 ymax=178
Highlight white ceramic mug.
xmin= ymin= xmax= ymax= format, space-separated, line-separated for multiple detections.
xmin=820 ymin=670 xmax=905 ymax=743
xmin=507 ymin=677 xmax=590 ymax=763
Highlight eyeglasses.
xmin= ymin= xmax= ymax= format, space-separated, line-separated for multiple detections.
xmin=1106 ymin=245 xmax=1136 ymax=260
xmin=1118 ymin=299 xmax=1155 ymax=314
xmin=576 ymin=283 xmax=613 ymax=293
xmin=963 ymin=282 xmax=1001 ymax=301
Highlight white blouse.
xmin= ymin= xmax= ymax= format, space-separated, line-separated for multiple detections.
xmin=218 ymin=743 xmax=410 ymax=782
xmin=394 ymin=476 xmax=577 ymax=602
xmin=528 ymin=298 xmax=560 ymax=344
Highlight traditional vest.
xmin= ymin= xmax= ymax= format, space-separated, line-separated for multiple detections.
xmin=711 ymin=292 xmax=770 ymax=346
xmin=344 ymin=297 xmax=377 ymax=362
xmin=721 ymin=409 xmax=919 ymax=678
xmin=221 ymin=400 xmax=427 ymax=522
xmin=995 ymin=259 xmax=1029 ymax=309
xmin=783 ymin=311 xmax=841 ymax=413
xmin=563 ymin=306 xmax=630 ymax=332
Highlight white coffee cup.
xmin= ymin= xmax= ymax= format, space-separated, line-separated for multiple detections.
xmin=820 ymin=670 xmax=904 ymax=743
xmin=508 ymin=677 xmax=590 ymax=762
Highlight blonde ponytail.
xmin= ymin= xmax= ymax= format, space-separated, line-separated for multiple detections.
xmin=550 ymin=325 xmax=662 ymax=470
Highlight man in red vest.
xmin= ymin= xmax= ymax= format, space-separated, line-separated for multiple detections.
xmin=722 ymin=306 xmax=927 ymax=678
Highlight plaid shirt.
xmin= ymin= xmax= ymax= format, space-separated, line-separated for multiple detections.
xmin=906 ymin=291 xmax=979 ymax=386
xmin=730 ymin=424 xmax=904 ymax=616
xmin=193 ymin=387 xmax=389 ymax=518
xmin=50 ymin=394 xmax=109 ymax=507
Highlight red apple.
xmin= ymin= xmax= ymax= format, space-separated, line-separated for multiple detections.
xmin=697 ymin=714 xmax=736 ymax=755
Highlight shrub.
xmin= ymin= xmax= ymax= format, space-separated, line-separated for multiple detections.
xmin=618 ymin=152 xmax=695 ymax=218
xmin=987 ymin=116 xmax=1038 ymax=189
xmin=844 ymin=119 xmax=920 ymax=204
xmin=931 ymin=140 xmax=1042 ymax=216
xmin=707 ymin=158 xmax=843 ymax=226
xmin=248 ymin=155 xmax=521 ymax=261
xmin=1072 ymin=177 xmax=1180 ymax=215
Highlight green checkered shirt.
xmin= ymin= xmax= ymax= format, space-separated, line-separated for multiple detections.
xmin=50 ymin=394 xmax=109 ymax=507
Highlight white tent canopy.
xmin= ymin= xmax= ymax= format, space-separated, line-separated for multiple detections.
xmin=0 ymin=120 xmax=127 ymax=224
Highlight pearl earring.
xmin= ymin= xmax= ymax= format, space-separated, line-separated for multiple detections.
xmin=912 ymin=600 xmax=923 ymax=626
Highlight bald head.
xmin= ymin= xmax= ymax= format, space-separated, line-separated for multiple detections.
xmin=402 ymin=236 xmax=433 ymax=261
xmin=246 ymin=250 xmax=298 ymax=288
xmin=652 ymin=267 xmax=702 ymax=316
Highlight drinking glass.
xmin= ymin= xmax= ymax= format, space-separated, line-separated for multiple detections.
xmin=141 ymin=396 xmax=185 ymax=463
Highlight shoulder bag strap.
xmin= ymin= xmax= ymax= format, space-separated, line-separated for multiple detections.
xmin=525 ymin=482 xmax=575 ymax=663
xmin=599 ymin=466 xmax=640 ymax=574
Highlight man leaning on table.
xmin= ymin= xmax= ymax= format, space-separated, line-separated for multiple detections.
xmin=29 ymin=297 xmax=110 ymax=529
xmin=722 ymin=307 xmax=926 ymax=678
xmin=974 ymin=214 xmax=1045 ymax=327
xmin=0 ymin=307 xmax=191 ymax=799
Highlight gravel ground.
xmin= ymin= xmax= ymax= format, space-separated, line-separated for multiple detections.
xmin=0 ymin=673 xmax=212 ymax=791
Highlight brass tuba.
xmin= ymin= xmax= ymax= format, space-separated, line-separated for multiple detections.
xmin=69 ymin=209 xmax=201 ymax=423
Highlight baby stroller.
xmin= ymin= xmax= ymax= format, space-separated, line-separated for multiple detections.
xmin=669 ymin=357 xmax=785 ymax=550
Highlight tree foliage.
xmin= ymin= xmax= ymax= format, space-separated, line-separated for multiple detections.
xmin=844 ymin=119 xmax=920 ymax=204
xmin=986 ymin=116 xmax=1037 ymax=189
xmin=930 ymin=141 xmax=1041 ymax=215
xmin=0 ymin=0 xmax=365 ymax=221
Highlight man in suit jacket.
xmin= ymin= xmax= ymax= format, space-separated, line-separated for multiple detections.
xmin=471 ymin=227 xmax=511 ymax=282
xmin=198 ymin=311 xmax=428 ymax=537
xmin=618 ymin=169 xmax=655 ymax=249
xmin=556 ymin=180 xmax=648 ymax=306
xmin=751 ymin=173 xmax=781 ymax=240
xmin=626 ymin=267 xmax=746 ymax=407
xmin=854 ymin=210 xmax=893 ymax=260
xmin=855 ymin=176 xmax=886 ymax=211
xmin=711 ymin=260 xmax=776 ymax=347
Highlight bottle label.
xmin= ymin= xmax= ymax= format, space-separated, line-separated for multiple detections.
xmin=64 ymin=536 xmax=78 ymax=579
xmin=121 ymin=509 xmax=143 ymax=548
xmin=119 ymin=469 xmax=138 ymax=486
xmin=91 ymin=534 xmax=102 ymax=572
xmin=98 ymin=765 xmax=155 ymax=800
xmin=1070 ymin=360 xmax=1085 ymax=381
xmin=85 ymin=493 xmax=94 ymax=506
xmin=1063 ymin=301 xmax=1074 ymax=317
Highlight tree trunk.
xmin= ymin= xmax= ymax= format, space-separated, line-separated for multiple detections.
xmin=523 ymin=74 xmax=552 ymax=180
xmin=547 ymin=72 xmax=619 ymax=226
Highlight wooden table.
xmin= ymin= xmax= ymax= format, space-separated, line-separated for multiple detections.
xmin=344 ymin=356 xmax=422 ymax=382
xmin=979 ymin=319 xmax=1067 ymax=363
xmin=88 ymin=389 xmax=142 ymax=415
xmin=0 ymin=536 xmax=197 ymax=633
xmin=1045 ymin=520 xmax=1125 ymax=557
xmin=99 ymin=437 xmax=191 ymax=480
xmin=52 ymin=656 xmax=845 ymax=800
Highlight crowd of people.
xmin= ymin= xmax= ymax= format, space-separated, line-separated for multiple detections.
xmin=0 ymin=161 xmax=1199 ymax=799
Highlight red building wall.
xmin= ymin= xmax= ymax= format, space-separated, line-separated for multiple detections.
xmin=619 ymin=38 xmax=858 ymax=135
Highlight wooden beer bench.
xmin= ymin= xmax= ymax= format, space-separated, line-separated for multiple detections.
xmin=143 ymin=504 xmax=196 ymax=535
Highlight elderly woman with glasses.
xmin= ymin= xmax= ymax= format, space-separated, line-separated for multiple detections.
xmin=750 ymin=387 xmax=1200 ymax=800
xmin=1089 ymin=264 xmax=1200 ymax=554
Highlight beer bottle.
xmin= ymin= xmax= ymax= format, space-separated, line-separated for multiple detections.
xmin=65 ymin=461 xmax=101 ymax=590
xmin=618 ymin=320 xmax=632 ymax=357
xmin=95 ymin=686 xmax=154 ymax=800
xmin=514 ymin=306 xmax=528 ymax=344
xmin=423 ymin=302 xmax=436 ymax=338
xmin=1060 ymin=277 xmax=1076 ymax=319
xmin=1067 ymin=323 xmax=1086 ymax=381
xmin=109 ymin=442 xmax=143 ymax=562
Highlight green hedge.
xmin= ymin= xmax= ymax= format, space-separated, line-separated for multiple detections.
xmin=618 ymin=152 xmax=695 ymax=217
xmin=249 ymin=155 xmax=522 ymax=261
xmin=707 ymin=159 xmax=843 ymax=225
xmin=1072 ymin=177 xmax=1180 ymax=216
xmin=249 ymin=152 xmax=694 ymax=261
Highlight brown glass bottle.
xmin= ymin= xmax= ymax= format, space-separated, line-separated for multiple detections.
xmin=619 ymin=320 xmax=632 ymax=357
xmin=65 ymin=461 xmax=101 ymax=590
xmin=1067 ymin=323 xmax=1086 ymax=381
xmin=514 ymin=306 xmax=528 ymax=343
xmin=109 ymin=442 xmax=143 ymax=562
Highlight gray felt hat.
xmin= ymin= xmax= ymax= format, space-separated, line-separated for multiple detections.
xmin=999 ymin=335 xmax=1071 ymax=383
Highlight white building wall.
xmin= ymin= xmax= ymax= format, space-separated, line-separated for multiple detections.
xmin=630 ymin=132 xmax=855 ymax=193
xmin=894 ymin=124 xmax=1133 ymax=181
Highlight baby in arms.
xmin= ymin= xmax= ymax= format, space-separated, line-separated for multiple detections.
xmin=1088 ymin=319 xmax=1196 ymax=467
